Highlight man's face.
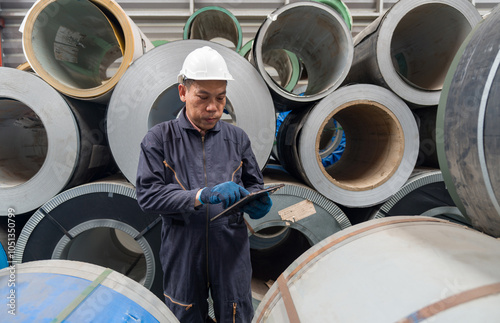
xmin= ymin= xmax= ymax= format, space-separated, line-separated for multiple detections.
xmin=179 ymin=79 xmax=227 ymax=132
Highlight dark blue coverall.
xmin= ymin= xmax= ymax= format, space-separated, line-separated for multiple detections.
xmin=136 ymin=108 xmax=264 ymax=323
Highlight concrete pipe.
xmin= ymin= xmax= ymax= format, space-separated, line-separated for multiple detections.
xmin=370 ymin=169 xmax=470 ymax=226
xmin=14 ymin=177 xmax=164 ymax=299
xmin=240 ymin=39 xmax=301 ymax=93
xmin=0 ymin=260 xmax=179 ymax=322
xmin=0 ymin=67 xmax=112 ymax=215
xmin=107 ymin=40 xmax=275 ymax=184
xmin=253 ymin=1 xmax=353 ymax=110
xmin=276 ymin=84 xmax=419 ymax=207
xmin=254 ymin=216 xmax=500 ymax=322
xmin=21 ymin=0 xmax=153 ymax=102
xmin=344 ymin=0 xmax=482 ymax=107
xmin=249 ymin=165 xmax=351 ymax=307
xmin=437 ymin=4 xmax=500 ymax=237
xmin=183 ymin=6 xmax=243 ymax=52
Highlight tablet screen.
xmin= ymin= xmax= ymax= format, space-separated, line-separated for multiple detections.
xmin=210 ymin=184 xmax=285 ymax=221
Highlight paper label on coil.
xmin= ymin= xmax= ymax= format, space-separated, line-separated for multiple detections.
xmin=54 ymin=26 xmax=83 ymax=63
xmin=278 ymin=200 xmax=316 ymax=222
xmin=54 ymin=43 xmax=79 ymax=63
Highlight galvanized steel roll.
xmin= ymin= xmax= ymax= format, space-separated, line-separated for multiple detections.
xmin=14 ymin=177 xmax=164 ymax=299
xmin=107 ymin=40 xmax=275 ymax=184
xmin=437 ymin=4 xmax=500 ymax=237
xmin=0 ymin=67 xmax=111 ymax=215
xmin=371 ymin=169 xmax=470 ymax=226
xmin=21 ymin=0 xmax=153 ymax=102
xmin=277 ymin=84 xmax=419 ymax=207
xmin=254 ymin=216 xmax=500 ymax=322
xmin=0 ymin=260 xmax=179 ymax=322
xmin=183 ymin=6 xmax=243 ymax=52
xmin=240 ymin=39 xmax=301 ymax=93
xmin=253 ymin=1 xmax=353 ymax=110
xmin=344 ymin=0 xmax=482 ymax=106
xmin=248 ymin=166 xmax=351 ymax=251
xmin=248 ymin=166 xmax=350 ymax=306
xmin=414 ymin=106 xmax=440 ymax=168
xmin=313 ymin=0 xmax=353 ymax=30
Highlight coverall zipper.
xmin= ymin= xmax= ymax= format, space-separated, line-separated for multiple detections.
xmin=202 ymin=135 xmax=210 ymax=289
xmin=233 ymin=302 xmax=237 ymax=323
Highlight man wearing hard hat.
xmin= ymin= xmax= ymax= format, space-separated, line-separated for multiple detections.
xmin=136 ymin=46 xmax=273 ymax=323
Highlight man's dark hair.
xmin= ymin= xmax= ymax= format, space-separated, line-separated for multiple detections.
xmin=182 ymin=78 xmax=195 ymax=89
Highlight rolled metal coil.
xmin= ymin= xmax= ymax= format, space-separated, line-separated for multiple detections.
xmin=254 ymin=216 xmax=500 ymax=322
xmin=414 ymin=106 xmax=440 ymax=168
xmin=253 ymin=1 xmax=353 ymax=110
xmin=277 ymin=84 xmax=419 ymax=207
xmin=0 ymin=260 xmax=179 ymax=322
xmin=107 ymin=40 xmax=275 ymax=184
xmin=0 ymin=67 xmax=112 ymax=215
xmin=248 ymin=165 xmax=351 ymax=306
xmin=344 ymin=0 xmax=482 ymax=106
xmin=437 ymin=4 xmax=500 ymax=237
xmin=240 ymin=39 xmax=301 ymax=93
xmin=14 ymin=177 xmax=164 ymax=299
xmin=21 ymin=0 xmax=153 ymax=102
xmin=248 ymin=166 xmax=351 ymax=250
xmin=183 ymin=6 xmax=243 ymax=52
xmin=371 ymin=169 xmax=470 ymax=226
xmin=313 ymin=0 xmax=353 ymax=30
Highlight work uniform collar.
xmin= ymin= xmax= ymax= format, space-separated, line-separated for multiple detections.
xmin=179 ymin=106 xmax=222 ymax=134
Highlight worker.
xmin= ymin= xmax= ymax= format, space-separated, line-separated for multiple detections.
xmin=136 ymin=46 xmax=273 ymax=323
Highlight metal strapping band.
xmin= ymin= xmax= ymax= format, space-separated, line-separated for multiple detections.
xmin=51 ymin=268 xmax=113 ymax=323
xmin=277 ymin=274 xmax=300 ymax=323
xmin=397 ymin=282 xmax=500 ymax=323
xmin=135 ymin=216 xmax=161 ymax=240
xmin=244 ymin=218 xmax=255 ymax=235
xmin=40 ymin=208 xmax=74 ymax=240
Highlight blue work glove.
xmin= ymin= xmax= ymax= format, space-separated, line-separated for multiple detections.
xmin=241 ymin=192 xmax=273 ymax=219
xmin=199 ymin=181 xmax=249 ymax=208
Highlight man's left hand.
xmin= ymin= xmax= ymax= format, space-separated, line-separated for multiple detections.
xmin=241 ymin=193 xmax=272 ymax=219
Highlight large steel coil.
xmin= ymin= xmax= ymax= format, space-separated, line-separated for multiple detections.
xmin=254 ymin=216 xmax=500 ymax=322
xmin=21 ymin=0 xmax=153 ymax=102
xmin=414 ymin=106 xmax=440 ymax=168
xmin=0 ymin=260 xmax=179 ymax=322
xmin=183 ymin=6 xmax=243 ymax=52
xmin=371 ymin=169 xmax=470 ymax=226
xmin=240 ymin=39 xmax=301 ymax=93
xmin=14 ymin=177 xmax=163 ymax=299
xmin=437 ymin=4 xmax=500 ymax=238
xmin=253 ymin=1 xmax=353 ymax=110
xmin=277 ymin=84 xmax=419 ymax=207
xmin=344 ymin=0 xmax=482 ymax=106
xmin=107 ymin=40 xmax=275 ymax=184
xmin=314 ymin=0 xmax=353 ymax=30
xmin=249 ymin=165 xmax=351 ymax=306
xmin=0 ymin=68 xmax=112 ymax=215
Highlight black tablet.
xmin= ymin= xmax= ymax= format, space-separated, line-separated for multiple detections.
xmin=210 ymin=184 xmax=285 ymax=222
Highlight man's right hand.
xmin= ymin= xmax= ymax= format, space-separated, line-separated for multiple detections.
xmin=199 ymin=181 xmax=249 ymax=208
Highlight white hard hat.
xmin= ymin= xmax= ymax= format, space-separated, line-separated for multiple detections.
xmin=177 ymin=46 xmax=234 ymax=83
